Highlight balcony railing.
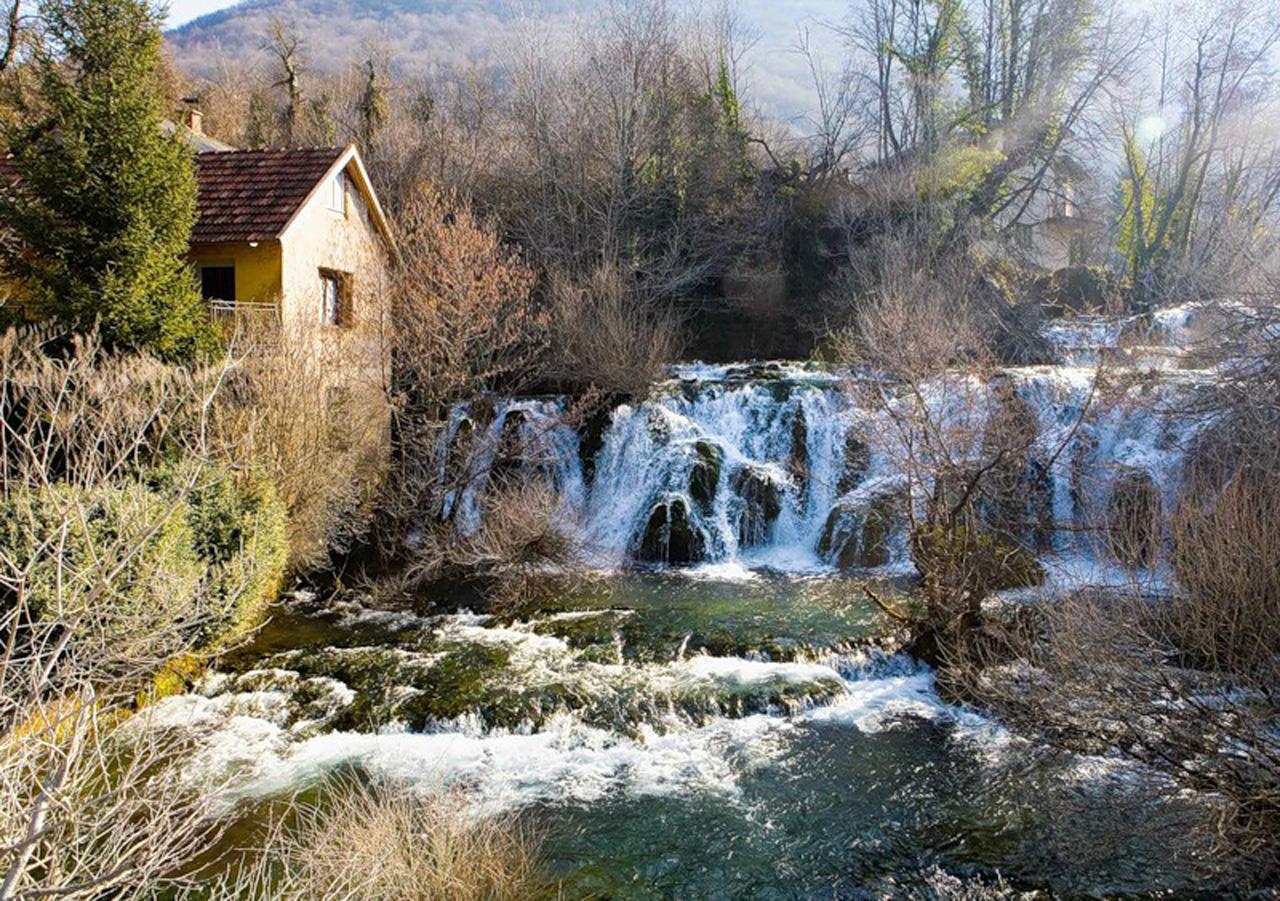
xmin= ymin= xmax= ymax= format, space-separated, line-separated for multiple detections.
xmin=208 ymin=298 xmax=280 ymax=320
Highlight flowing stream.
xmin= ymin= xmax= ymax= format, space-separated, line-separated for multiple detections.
xmin=154 ymin=303 xmax=1236 ymax=896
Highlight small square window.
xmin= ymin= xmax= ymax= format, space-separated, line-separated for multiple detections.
xmin=320 ymin=270 xmax=351 ymax=326
xmin=200 ymin=265 xmax=235 ymax=302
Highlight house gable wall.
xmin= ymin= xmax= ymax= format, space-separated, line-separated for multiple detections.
xmin=278 ymin=161 xmax=389 ymax=336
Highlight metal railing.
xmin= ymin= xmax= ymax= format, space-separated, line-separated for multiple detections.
xmin=208 ymin=298 xmax=280 ymax=319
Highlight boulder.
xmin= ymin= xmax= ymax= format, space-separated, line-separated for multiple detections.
xmin=836 ymin=430 xmax=871 ymax=496
xmin=788 ymin=407 xmax=808 ymax=493
xmin=818 ymin=492 xmax=899 ymax=570
xmin=689 ymin=441 xmax=723 ymax=513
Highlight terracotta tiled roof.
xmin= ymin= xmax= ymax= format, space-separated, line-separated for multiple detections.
xmin=192 ymin=147 xmax=345 ymax=244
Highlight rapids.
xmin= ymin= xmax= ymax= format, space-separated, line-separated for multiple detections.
xmin=150 ymin=303 xmax=1237 ymax=895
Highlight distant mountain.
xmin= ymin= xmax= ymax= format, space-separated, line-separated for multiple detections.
xmin=166 ymin=0 xmax=842 ymax=118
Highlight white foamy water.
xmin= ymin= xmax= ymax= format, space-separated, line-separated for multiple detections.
xmin=432 ymin=303 xmax=1227 ymax=590
xmin=146 ymin=654 xmax=971 ymax=818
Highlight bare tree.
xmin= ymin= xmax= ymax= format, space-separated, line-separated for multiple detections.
xmin=264 ymin=18 xmax=304 ymax=146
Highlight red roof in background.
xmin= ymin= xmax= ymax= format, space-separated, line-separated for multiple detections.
xmin=192 ymin=147 xmax=345 ymax=244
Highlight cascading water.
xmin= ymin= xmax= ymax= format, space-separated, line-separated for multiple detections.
xmin=147 ymin=302 xmax=1238 ymax=896
xmin=452 ymin=307 xmax=1216 ymax=589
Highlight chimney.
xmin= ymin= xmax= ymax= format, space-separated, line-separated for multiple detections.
xmin=180 ymin=97 xmax=203 ymax=135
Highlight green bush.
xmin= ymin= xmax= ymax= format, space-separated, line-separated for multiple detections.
xmin=149 ymin=463 xmax=290 ymax=641
xmin=0 ymin=469 xmax=289 ymax=655
xmin=0 ymin=483 xmax=206 ymax=630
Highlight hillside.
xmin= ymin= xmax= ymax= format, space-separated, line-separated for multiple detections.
xmin=168 ymin=0 xmax=587 ymax=76
xmin=165 ymin=0 xmax=838 ymax=118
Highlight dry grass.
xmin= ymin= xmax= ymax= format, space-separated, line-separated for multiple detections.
xmin=211 ymin=780 xmax=548 ymax=901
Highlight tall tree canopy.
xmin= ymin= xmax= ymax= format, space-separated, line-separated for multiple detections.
xmin=0 ymin=0 xmax=215 ymax=359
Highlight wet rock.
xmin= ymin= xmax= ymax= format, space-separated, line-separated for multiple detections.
xmin=689 ymin=441 xmax=723 ymax=513
xmin=788 ymin=407 xmax=808 ymax=493
xmin=637 ymin=497 xmax=707 ymax=565
xmin=732 ymin=466 xmax=784 ymax=548
xmin=1107 ymin=468 xmax=1163 ymax=567
xmin=818 ymin=493 xmax=899 ymax=569
xmin=836 ymin=431 xmax=871 ymax=495
xmin=576 ymin=405 xmax=615 ymax=485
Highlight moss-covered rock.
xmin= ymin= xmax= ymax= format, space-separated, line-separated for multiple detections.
xmin=689 ymin=441 xmax=723 ymax=512
xmin=818 ymin=492 xmax=900 ymax=570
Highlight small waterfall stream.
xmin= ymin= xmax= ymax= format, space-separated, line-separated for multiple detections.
xmin=448 ymin=305 xmax=1218 ymax=589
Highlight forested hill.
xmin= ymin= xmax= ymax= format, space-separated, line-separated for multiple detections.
xmin=168 ymin=0 xmax=588 ymax=75
xmin=166 ymin=0 xmax=835 ymax=118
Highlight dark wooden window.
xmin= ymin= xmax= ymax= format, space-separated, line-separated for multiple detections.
xmin=200 ymin=265 xmax=235 ymax=302
xmin=320 ymin=269 xmax=352 ymax=326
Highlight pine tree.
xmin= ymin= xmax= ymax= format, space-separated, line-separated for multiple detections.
xmin=0 ymin=0 xmax=216 ymax=359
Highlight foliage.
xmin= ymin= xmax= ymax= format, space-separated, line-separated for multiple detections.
xmin=0 ymin=481 xmax=205 ymax=626
xmin=148 ymin=461 xmax=290 ymax=640
xmin=0 ymin=0 xmax=217 ymax=360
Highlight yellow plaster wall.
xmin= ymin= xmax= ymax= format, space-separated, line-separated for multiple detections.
xmin=187 ymin=241 xmax=283 ymax=304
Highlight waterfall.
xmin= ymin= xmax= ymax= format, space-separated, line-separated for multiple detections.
xmin=443 ymin=308 xmax=1223 ymax=588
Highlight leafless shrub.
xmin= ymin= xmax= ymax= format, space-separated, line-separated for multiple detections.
xmin=828 ymin=238 xmax=1087 ymax=663
xmin=406 ymin=478 xmax=579 ymax=612
xmin=379 ymin=187 xmax=546 ymax=550
xmin=1167 ymin=454 xmax=1280 ymax=681
xmin=545 ymin=262 xmax=684 ymax=397
xmin=204 ymin=779 xmax=547 ymax=901
xmin=215 ymin=320 xmax=390 ymax=571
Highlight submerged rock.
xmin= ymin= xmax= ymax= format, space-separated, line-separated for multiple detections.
xmin=732 ymin=465 xmax=784 ymax=548
xmin=637 ymin=497 xmax=707 ymax=565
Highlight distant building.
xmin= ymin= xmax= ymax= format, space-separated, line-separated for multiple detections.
xmin=998 ymin=155 xmax=1104 ymax=271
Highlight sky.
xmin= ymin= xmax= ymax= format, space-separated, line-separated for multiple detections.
xmin=166 ymin=0 xmax=232 ymax=26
